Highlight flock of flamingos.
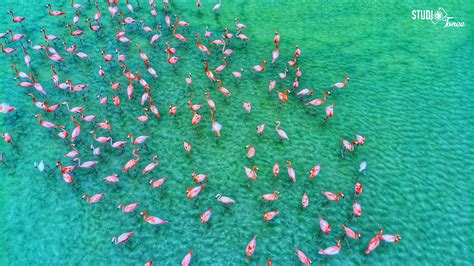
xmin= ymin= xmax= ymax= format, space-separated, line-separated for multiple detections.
xmin=0 ymin=0 xmax=400 ymax=265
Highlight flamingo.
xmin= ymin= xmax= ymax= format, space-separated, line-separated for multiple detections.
xmin=309 ymin=164 xmax=321 ymax=179
xmin=65 ymin=24 xmax=83 ymax=36
xmin=142 ymin=155 xmax=158 ymax=174
xmin=81 ymin=193 xmax=105 ymax=204
xmin=58 ymin=126 xmax=69 ymax=139
xmin=204 ymin=62 xmax=216 ymax=81
xmin=246 ymin=145 xmax=255 ymax=159
xmin=63 ymin=102 xmax=83 ymax=113
xmin=356 ymin=134 xmax=366 ymax=145
xmin=150 ymin=26 xmax=162 ymax=45
xmin=273 ymin=161 xmax=279 ymax=177
xmin=90 ymin=130 xmax=110 ymax=143
xmin=0 ymin=44 xmax=17 ymax=54
xmin=318 ymin=239 xmax=341 ymax=255
xmin=104 ymin=174 xmax=120 ymax=183
xmin=319 ymin=215 xmax=331 ymax=235
xmin=274 ymin=30 xmax=280 ymax=45
xmin=322 ymin=191 xmax=345 ymax=202
xmin=0 ymin=103 xmax=16 ymax=113
xmin=28 ymin=94 xmax=44 ymax=109
xmin=235 ymin=18 xmax=247 ymax=29
xmin=257 ymin=123 xmax=265 ymax=135
xmin=149 ymin=177 xmax=167 ymax=189
xmin=263 ymin=210 xmax=279 ymax=221
xmin=212 ymin=0 xmax=222 ymax=12
xmin=195 ymin=33 xmax=211 ymax=55
xmin=137 ymin=108 xmax=149 ymax=126
xmin=381 ymin=234 xmax=401 ymax=243
xmin=187 ymin=184 xmax=205 ymax=198
xmin=287 ymin=160 xmax=296 ymax=182
xmin=246 ymin=237 xmax=257 ymax=259
xmin=74 ymin=158 xmax=98 ymax=169
xmin=147 ymin=96 xmax=160 ymax=118
xmin=302 ymin=192 xmax=309 ymax=208
xmin=244 ymin=165 xmax=258 ymax=180
xmin=35 ymin=114 xmax=57 ymax=128
xmin=295 ymin=247 xmax=312 ymax=265
xmin=112 ymin=232 xmax=134 ymax=245
xmin=7 ymin=10 xmax=25 ymax=23
xmin=269 ymin=80 xmax=276 ymax=92
xmin=214 ymin=57 xmax=227 ymax=73
xmin=188 ymin=100 xmax=203 ymax=111
xmin=216 ymin=79 xmax=231 ymax=96
xmin=173 ymin=24 xmax=188 ymax=42
xmin=232 ymin=68 xmax=243 ymax=79
xmin=193 ymin=172 xmax=208 ymax=183
xmin=342 ymin=225 xmax=361 ymax=240
xmin=275 ymin=121 xmax=289 ymax=141
xmin=204 ymin=92 xmax=216 ymax=110
xmin=208 ymin=110 xmax=221 ymax=136
xmin=355 ymin=181 xmax=363 ymax=195
xmin=140 ymin=211 xmax=168 ymax=225
xmin=169 ymin=105 xmax=178 ymax=115
xmin=252 ymin=60 xmax=267 ymax=72
xmin=297 ymin=88 xmax=313 ymax=97
xmin=191 ymin=112 xmax=202 ymax=125
xmin=332 ymin=75 xmax=350 ymax=89
xmin=272 ymin=43 xmax=279 ymax=63
xmin=118 ymin=203 xmax=139 ymax=213
xmin=200 ymin=209 xmax=212 ymax=224
xmin=353 ymin=200 xmax=362 ymax=217
xmin=215 ymin=194 xmax=236 ymax=205
xmin=122 ymin=148 xmax=140 ymax=172
xmin=183 ymin=141 xmax=191 ymax=154
xmin=6 ymin=30 xmax=25 ymax=42
xmin=46 ymin=4 xmax=66 ymax=17
xmin=260 ymin=191 xmax=279 ymax=201
xmin=306 ymin=91 xmax=331 ymax=107
xmin=182 ymin=250 xmax=192 ymax=266
xmin=184 ymin=73 xmax=193 ymax=86
xmin=365 ymin=229 xmax=383 ymax=254
xmin=277 ymin=89 xmax=290 ymax=103
xmin=243 ymin=102 xmax=251 ymax=113
xmin=65 ymin=144 xmax=79 ymax=158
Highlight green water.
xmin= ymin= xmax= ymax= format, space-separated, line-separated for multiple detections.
xmin=0 ymin=0 xmax=472 ymax=265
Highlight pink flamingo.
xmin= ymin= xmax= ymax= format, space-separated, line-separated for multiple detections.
xmin=112 ymin=232 xmax=134 ymax=245
xmin=319 ymin=215 xmax=331 ymax=235
xmin=353 ymin=200 xmax=362 ymax=217
xmin=263 ymin=210 xmax=279 ymax=221
xmin=214 ymin=57 xmax=227 ymax=72
xmin=182 ymin=251 xmax=193 ymax=266
xmin=309 ymin=164 xmax=321 ymax=179
xmin=246 ymin=237 xmax=256 ymax=259
xmin=287 ymin=160 xmax=296 ymax=182
xmin=215 ymin=194 xmax=236 ymax=205
xmin=200 ymin=209 xmax=212 ymax=224
xmin=295 ymin=247 xmax=312 ymax=265
xmin=302 ymin=192 xmax=309 ymax=208
xmin=195 ymin=33 xmax=210 ymax=55
xmin=306 ymin=91 xmax=331 ymax=107
xmin=142 ymin=155 xmax=158 ymax=174
xmin=187 ymin=184 xmax=205 ymax=199
xmin=149 ymin=177 xmax=167 ymax=189
xmin=275 ymin=121 xmax=289 ymax=141
xmin=322 ymin=191 xmax=345 ymax=202
xmin=365 ymin=228 xmax=383 ymax=254
xmin=81 ymin=193 xmax=105 ymax=204
xmin=7 ymin=10 xmax=25 ymax=23
xmin=244 ymin=165 xmax=258 ymax=180
xmin=122 ymin=148 xmax=140 ymax=173
xmin=140 ymin=211 xmax=168 ymax=225
xmin=342 ymin=225 xmax=361 ymax=240
xmin=74 ymin=158 xmax=98 ymax=169
xmin=104 ymin=174 xmax=119 ymax=183
xmin=318 ymin=239 xmax=341 ymax=255
xmin=260 ymin=191 xmax=279 ymax=201
xmin=35 ymin=114 xmax=57 ymax=128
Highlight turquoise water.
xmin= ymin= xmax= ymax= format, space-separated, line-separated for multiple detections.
xmin=0 ymin=0 xmax=472 ymax=265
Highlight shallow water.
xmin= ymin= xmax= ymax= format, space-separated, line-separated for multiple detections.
xmin=0 ymin=0 xmax=472 ymax=265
